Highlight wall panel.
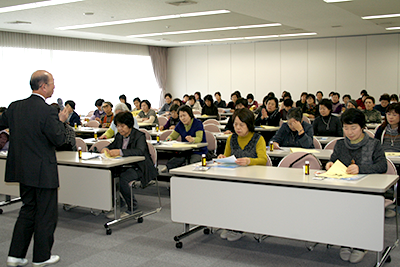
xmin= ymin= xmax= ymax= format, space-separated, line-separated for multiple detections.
xmin=166 ymin=47 xmax=186 ymax=98
xmin=231 ymin=43 xmax=255 ymax=97
xmin=208 ymin=45 xmax=231 ymax=100
xmin=186 ymin=46 xmax=208 ymax=94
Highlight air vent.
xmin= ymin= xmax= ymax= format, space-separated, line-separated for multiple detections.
xmin=5 ymin=21 xmax=31 ymax=24
xmin=166 ymin=1 xmax=197 ymax=6
xmin=331 ymin=25 xmax=342 ymax=28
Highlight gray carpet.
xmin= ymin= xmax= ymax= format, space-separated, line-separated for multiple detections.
xmin=0 ymin=183 xmax=399 ymax=267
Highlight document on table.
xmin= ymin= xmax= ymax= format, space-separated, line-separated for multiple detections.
xmin=290 ymin=148 xmax=320 ymax=153
xmin=214 ymin=155 xmax=237 ymax=164
xmin=314 ymin=160 xmax=366 ymax=181
xmin=385 ymin=152 xmax=400 ymax=157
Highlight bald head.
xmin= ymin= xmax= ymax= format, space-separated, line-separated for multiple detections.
xmin=30 ymin=70 xmax=55 ymax=98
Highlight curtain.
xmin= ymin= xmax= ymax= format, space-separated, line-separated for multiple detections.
xmin=148 ymin=46 xmax=168 ymax=108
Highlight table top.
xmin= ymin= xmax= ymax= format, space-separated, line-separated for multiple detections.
xmin=147 ymin=140 xmax=208 ymax=151
xmin=213 ymin=133 xmax=230 ymax=140
xmin=267 ymin=147 xmax=333 ymax=161
xmin=314 ymin=136 xmax=340 ymax=145
xmin=366 ymin=123 xmax=381 ymax=130
xmin=170 ymin=164 xmax=398 ymax=193
xmin=74 ymin=127 xmax=107 ymax=134
xmin=254 ymin=126 xmax=280 ymax=132
xmin=138 ymin=121 xmax=155 ymax=127
xmin=83 ymin=138 xmax=114 ymax=146
xmin=0 ymin=151 xmax=144 ymax=168
xmin=56 ymin=151 xmax=144 ymax=168
xmin=194 ymin=115 xmax=219 ymax=120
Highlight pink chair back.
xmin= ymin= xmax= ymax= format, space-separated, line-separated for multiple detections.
xmin=139 ymin=128 xmax=151 ymax=141
xmin=159 ymin=130 xmax=173 ymax=141
xmin=193 ymin=110 xmax=201 ymax=115
xmin=86 ymin=120 xmax=100 ymax=128
xmin=278 ymin=152 xmax=322 ymax=170
xmin=324 ymin=137 xmax=343 ymax=150
xmin=279 ymin=119 xmax=285 ymax=126
xmin=86 ymin=111 xmax=94 ymax=117
xmin=386 ymin=158 xmax=397 ymax=175
xmin=364 ymin=129 xmax=375 ymax=138
xmin=204 ymin=130 xmax=217 ymax=153
xmin=75 ymin=137 xmax=88 ymax=152
xmin=89 ymin=140 xmax=111 ymax=152
xmin=158 ymin=116 xmax=168 ymax=127
xmin=218 ymin=108 xmax=225 ymax=114
xmin=313 ymin=137 xmax=322 ymax=149
xmin=204 ymin=124 xmax=221 ymax=133
xmin=147 ymin=142 xmax=157 ymax=167
xmin=302 ymin=116 xmax=311 ymax=124
xmin=203 ymin=119 xmax=220 ymax=126
xmin=266 ymin=154 xmax=272 ymax=166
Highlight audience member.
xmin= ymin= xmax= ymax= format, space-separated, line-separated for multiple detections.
xmin=119 ymin=94 xmax=132 ymax=111
xmin=224 ymin=98 xmax=248 ymax=134
xmin=326 ymin=108 xmax=386 ymax=264
xmin=302 ymin=94 xmax=318 ymax=118
xmin=182 ymin=94 xmax=189 ymax=104
xmin=341 ymin=94 xmax=351 ymax=112
xmin=246 ymin=93 xmax=258 ymax=110
xmin=0 ymin=129 xmax=9 ymax=151
xmin=227 ymin=92 xmax=240 ymax=112
xmin=173 ymin=98 xmax=182 ymax=106
xmin=102 ymin=112 xmax=157 ymax=218
xmin=280 ymin=99 xmax=293 ymax=120
xmin=214 ymin=92 xmax=226 ymax=108
xmin=363 ymin=96 xmax=382 ymax=123
xmin=356 ymin=89 xmax=368 ymax=109
xmin=160 ymin=104 xmax=180 ymax=130
xmin=158 ymin=93 xmax=172 ymax=115
xmin=165 ymin=105 xmax=208 ymax=171
xmin=316 ymin=91 xmax=323 ymax=104
xmin=186 ymin=95 xmax=202 ymax=112
xmin=64 ymin=100 xmax=81 ymax=126
xmin=137 ymin=100 xmax=158 ymax=126
xmin=0 ymin=107 xmax=7 ymax=115
xmin=218 ymin=108 xmax=268 ymax=242
xmin=390 ymin=94 xmax=399 ymax=103
xmin=346 ymin=99 xmax=358 ymax=109
xmin=255 ymin=97 xmax=280 ymax=126
xmin=331 ymin=92 xmax=343 ymax=114
xmin=312 ymin=99 xmax=343 ymax=137
xmin=271 ymin=107 xmax=314 ymax=149
xmin=132 ymin=97 xmax=141 ymax=116
xmin=100 ymin=101 xmax=114 ymax=128
xmin=296 ymin=92 xmax=307 ymax=109
xmin=375 ymin=103 xmax=400 ymax=152
xmin=90 ymin=99 xmax=104 ymax=121
xmin=279 ymin=92 xmax=292 ymax=111
xmin=202 ymin=94 xmax=219 ymax=118
xmin=374 ymin=94 xmax=390 ymax=116
xmin=194 ymin=91 xmax=204 ymax=107
xmin=100 ymin=103 xmax=138 ymax=139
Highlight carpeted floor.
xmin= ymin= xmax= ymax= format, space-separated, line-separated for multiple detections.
xmin=0 ymin=182 xmax=399 ymax=267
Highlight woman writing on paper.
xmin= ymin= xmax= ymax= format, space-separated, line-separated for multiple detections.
xmin=217 ymin=108 xmax=268 ymax=242
xmin=325 ymin=108 xmax=386 ymax=264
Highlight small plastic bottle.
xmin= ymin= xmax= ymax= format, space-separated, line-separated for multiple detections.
xmin=156 ymin=124 xmax=159 ymax=132
xmin=74 ymin=122 xmax=77 ymax=129
xmin=201 ymin=154 xmax=207 ymax=167
xmin=304 ymin=160 xmax=310 ymax=175
xmin=269 ymin=141 xmax=274 ymax=152
xmin=78 ymin=147 xmax=82 ymax=159
xmin=156 ymin=134 xmax=160 ymax=143
xmin=94 ymin=132 xmax=98 ymax=141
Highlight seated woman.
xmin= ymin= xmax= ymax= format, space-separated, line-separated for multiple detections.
xmin=223 ymin=98 xmax=248 ymax=134
xmin=100 ymin=101 xmax=114 ymax=128
xmin=271 ymin=107 xmax=314 ymax=149
xmin=186 ymin=95 xmax=202 ymax=112
xmin=99 ymin=103 xmax=138 ymax=139
xmin=255 ymin=97 xmax=280 ymax=126
xmin=217 ymin=108 xmax=268 ymax=242
xmin=0 ymin=129 xmax=9 ymax=151
xmin=160 ymin=104 xmax=180 ymax=131
xmin=363 ymin=96 xmax=382 ymax=123
xmin=312 ymin=99 xmax=343 ymax=137
xmin=90 ymin=98 xmax=104 ymax=121
xmin=375 ymin=103 xmax=400 ymax=152
xmin=137 ymin=100 xmax=159 ymax=127
xmin=102 ymin=112 xmax=157 ymax=218
xmin=201 ymin=94 xmax=219 ymax=119
xmin=326 ymin=108 xmax=387 ymax=264
xmin=165 ymin=105 xmax=208 ymax=171
xmin=302 ymin=94 xmax=318 ymax=118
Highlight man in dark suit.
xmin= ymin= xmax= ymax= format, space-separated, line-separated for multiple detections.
xmin=0 ymin=70 xmax=70 ymax=267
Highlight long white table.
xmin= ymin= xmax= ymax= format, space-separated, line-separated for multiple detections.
xmin=170 ymin=164 xmax=398 ymax=266
xmin=0 ymin=151 xmax=145 ymax=234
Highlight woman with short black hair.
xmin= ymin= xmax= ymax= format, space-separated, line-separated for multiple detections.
xmin=313 ymin=99 xmax=343 ymax=137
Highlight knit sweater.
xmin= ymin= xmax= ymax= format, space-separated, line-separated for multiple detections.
xmin=169 ymin=118 xmax=207 ymax=155
xmin=224 ymin=132 xmax=267 ymax=165
xmin=312 ymin=115 xmax=343 ymax=137
xmin=329 ymin=134 xmax=387 ymax=174
xmin=270 ymin=121 xmax=314 ymax=148
xmin=363 ymin=109 xmax=382 ymax=123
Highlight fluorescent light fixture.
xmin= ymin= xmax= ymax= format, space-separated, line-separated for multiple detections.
xmin=362 ymin=13 xmax=400 ymax=20
xmin=324 ymin=0 xmax=352 ymax=3
xmin=0 ymin=0 xmax=83 ymax=13
xmin=57 ymin=9 xmax=230 ymax=30
xmin=127 ymin=23 xmax=282 ymax=38
xmin=386 ymin=26 xmax=400 ymax=31
xmin=180 ymin=32 xmax=317 ymax=44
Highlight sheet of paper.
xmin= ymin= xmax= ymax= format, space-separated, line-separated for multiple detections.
xmin=290 ymin=148 xmax=321 ymax=153
xmin=214 ymin=155 xmax=237 ymax=164
xmin=171 ymin=143 xmax=198 ymax=148
xmin=316 ymin=160 xmax=354 ymax=179
xmin=385 ymin=152 xmax=400 ymax=157
xmin=260 ymin=126 xmax=279 ymax=130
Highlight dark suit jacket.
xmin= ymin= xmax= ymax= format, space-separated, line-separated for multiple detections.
xmin=0 ymin=95 xmax=66 ymax=188
xmin=106 ymin=128 xmax=157 ymax=187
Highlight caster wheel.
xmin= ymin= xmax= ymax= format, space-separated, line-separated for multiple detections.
xmin=387 ymin=255 xmax=391 ymax=263
xmin=176 ymin=242 xmax=183 ymax=249
xmin=0 ymin=209 xmax=3 ymax=214
xmin=106 ymin=228 xmax=112 ymax=235
xmin=203 ymin=228 xmax=210 ymax=235
xmin=138 ymin=217 xmax=144 ymax=223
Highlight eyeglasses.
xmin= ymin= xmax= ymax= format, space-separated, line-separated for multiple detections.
xmin=102 ymin=105 xmax=109 ymax=108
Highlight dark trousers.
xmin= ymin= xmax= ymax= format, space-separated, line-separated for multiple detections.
xmin=8 ymin=184 xmax=58 ymax=263
xmin=166 ymin=153 xmax=202 ymax=170
xmin=119 ymin=168 xmax=141 ymax=211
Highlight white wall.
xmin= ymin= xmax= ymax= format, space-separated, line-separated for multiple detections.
xmin=167 ymin=33 xmax=400 ymax=104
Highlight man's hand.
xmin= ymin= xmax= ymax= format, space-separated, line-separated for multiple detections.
xmin=58 ymin=106 xmax=71 ymax=122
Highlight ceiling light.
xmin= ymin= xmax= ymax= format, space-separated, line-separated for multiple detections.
xmin=180 ymin=32 xmax=317 ymax=44
xmin=323 ymin=0 xmax=352 ymax=3
xmin=127 ymin=23 xmax=281 ymax=38
xmin=0 ymin=0 xmax=83 ymax=14
xmin=362 ymin=13 xmax=400 ymax=20
xmin=57 ymin=9 xmax=230 ymax=30
xmin=386 ymin=26 xmax=400 ymax=31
